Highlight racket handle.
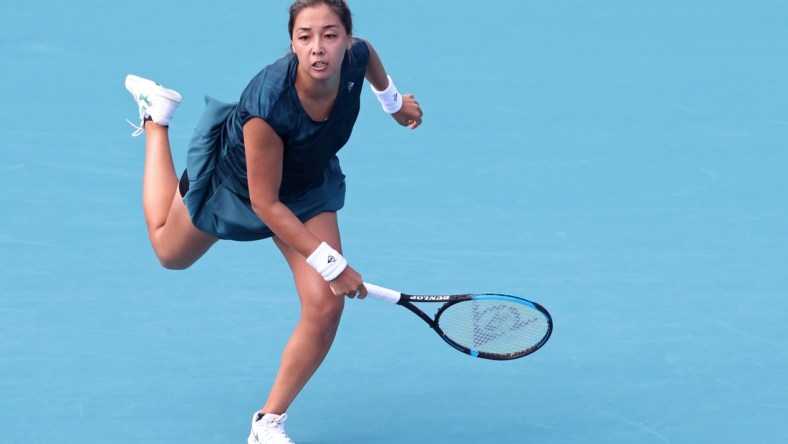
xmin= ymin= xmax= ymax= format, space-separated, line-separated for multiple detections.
xmin=363 ymin=283 xmax=402 ymax=304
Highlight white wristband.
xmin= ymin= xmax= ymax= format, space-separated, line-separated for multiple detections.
xmin=370 ymin=75 xmax=403 ymax=114
xmin=306 ymin=242 xmax=348 ymax=281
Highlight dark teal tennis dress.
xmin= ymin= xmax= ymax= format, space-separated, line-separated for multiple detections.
xmin=182 ymin=39 xmax=370 ymax=241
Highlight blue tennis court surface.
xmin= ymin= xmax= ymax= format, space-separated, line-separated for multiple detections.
xmin=2 ymin=1 xmax=787 ymax=442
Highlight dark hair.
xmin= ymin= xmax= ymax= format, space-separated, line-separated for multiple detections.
xmin=288 ymin=0 xmax=353 ymax=38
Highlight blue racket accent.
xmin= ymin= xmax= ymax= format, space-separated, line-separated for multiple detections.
xmin=470 ymin=349 xmax=479 ymax=357
xmin=471 ymin=294 xmax=537 ymax=309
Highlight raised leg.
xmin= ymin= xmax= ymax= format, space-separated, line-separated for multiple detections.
xmin=140 ymin=121 xmax=217 ymax=269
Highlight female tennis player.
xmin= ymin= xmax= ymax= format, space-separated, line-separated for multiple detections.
xmin=124 ymin=1 xmax=422 ymax=442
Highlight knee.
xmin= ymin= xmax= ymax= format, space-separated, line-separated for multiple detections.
xmin=316 ymin=297 xmax=345 ymax=325
xmin=302 ymin=290 xmax=345 ymax=326
xmin=156 ymin=252 xmax=193 ymax=270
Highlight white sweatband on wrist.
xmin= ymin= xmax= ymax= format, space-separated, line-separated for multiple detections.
xmin=306 ymin=242 xmax=348 ymax=281
xmin=370 ymin=75 xmax=403 ymax=114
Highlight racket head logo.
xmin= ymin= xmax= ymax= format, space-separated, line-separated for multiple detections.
xmin=470 ymin=303 xmax=538 ymax=348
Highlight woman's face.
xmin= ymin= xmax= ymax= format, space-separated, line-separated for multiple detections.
xmin=291 ymin=3 xmax=352 ymax=82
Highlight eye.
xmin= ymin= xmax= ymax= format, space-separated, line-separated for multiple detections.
xmin=325 ymin=33 xmax=337 ymax=39
xmin=298 ymin=35 xmax=309 ymax=42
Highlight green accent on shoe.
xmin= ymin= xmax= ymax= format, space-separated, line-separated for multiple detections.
xmin=138 ymin=94 xmax=152 ymax=107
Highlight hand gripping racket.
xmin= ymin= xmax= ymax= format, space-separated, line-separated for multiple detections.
xmin=364 ymin=283 xmax=552 ymax=360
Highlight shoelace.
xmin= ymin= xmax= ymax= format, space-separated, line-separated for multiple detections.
xmin=126 ymin=98 xmax=150 ymax=137
xmin=126 ymin=118 xmax=145 ymax=137
xmin=258 ymin=414 xmax=294 ymax=444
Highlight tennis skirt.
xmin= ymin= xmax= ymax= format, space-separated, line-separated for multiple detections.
xmin=181 ymin=96 xmax=346 ymax=241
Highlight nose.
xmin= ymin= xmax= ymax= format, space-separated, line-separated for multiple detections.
xmin=311 ymin=38 xmax=325 ymax=55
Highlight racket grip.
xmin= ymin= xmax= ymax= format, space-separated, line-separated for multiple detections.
xmin=363 ymin=283 xmax=402 ymax=304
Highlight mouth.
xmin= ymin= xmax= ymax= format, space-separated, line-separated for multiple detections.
xmin=312 ymin=61 xmax=328 ymax=70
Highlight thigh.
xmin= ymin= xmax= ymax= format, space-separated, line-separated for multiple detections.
xmin=153 ymin=191 xmax=219 ymax=269
xmin=273 ymin=211 xmax=343 ymax=263
xmin=273 ymin=212 xmax=344 ymax=313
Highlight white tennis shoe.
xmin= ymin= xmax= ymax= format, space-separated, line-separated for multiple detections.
xmin=124 ymin=74 xmax=182 ymax=136
xmin=247 ymin=412 xmax=295 ymax=444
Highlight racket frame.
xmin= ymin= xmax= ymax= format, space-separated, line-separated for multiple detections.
xmin=365 ymin=284 xmax=553 ymax=361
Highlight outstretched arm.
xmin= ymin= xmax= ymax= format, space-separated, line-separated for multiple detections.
xmin=362 ymin=39 xmax=423 ymax=129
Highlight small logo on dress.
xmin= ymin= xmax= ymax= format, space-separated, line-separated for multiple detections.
xmin=347 ymin=82 xmax=355 ymax=92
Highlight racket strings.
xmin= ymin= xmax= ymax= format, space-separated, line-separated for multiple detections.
xmin=437 ymin=300 xmax=549 ymax=355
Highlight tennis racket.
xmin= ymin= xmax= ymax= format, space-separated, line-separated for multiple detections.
xmin=364 ymin=283 xmax=552 ymax=360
